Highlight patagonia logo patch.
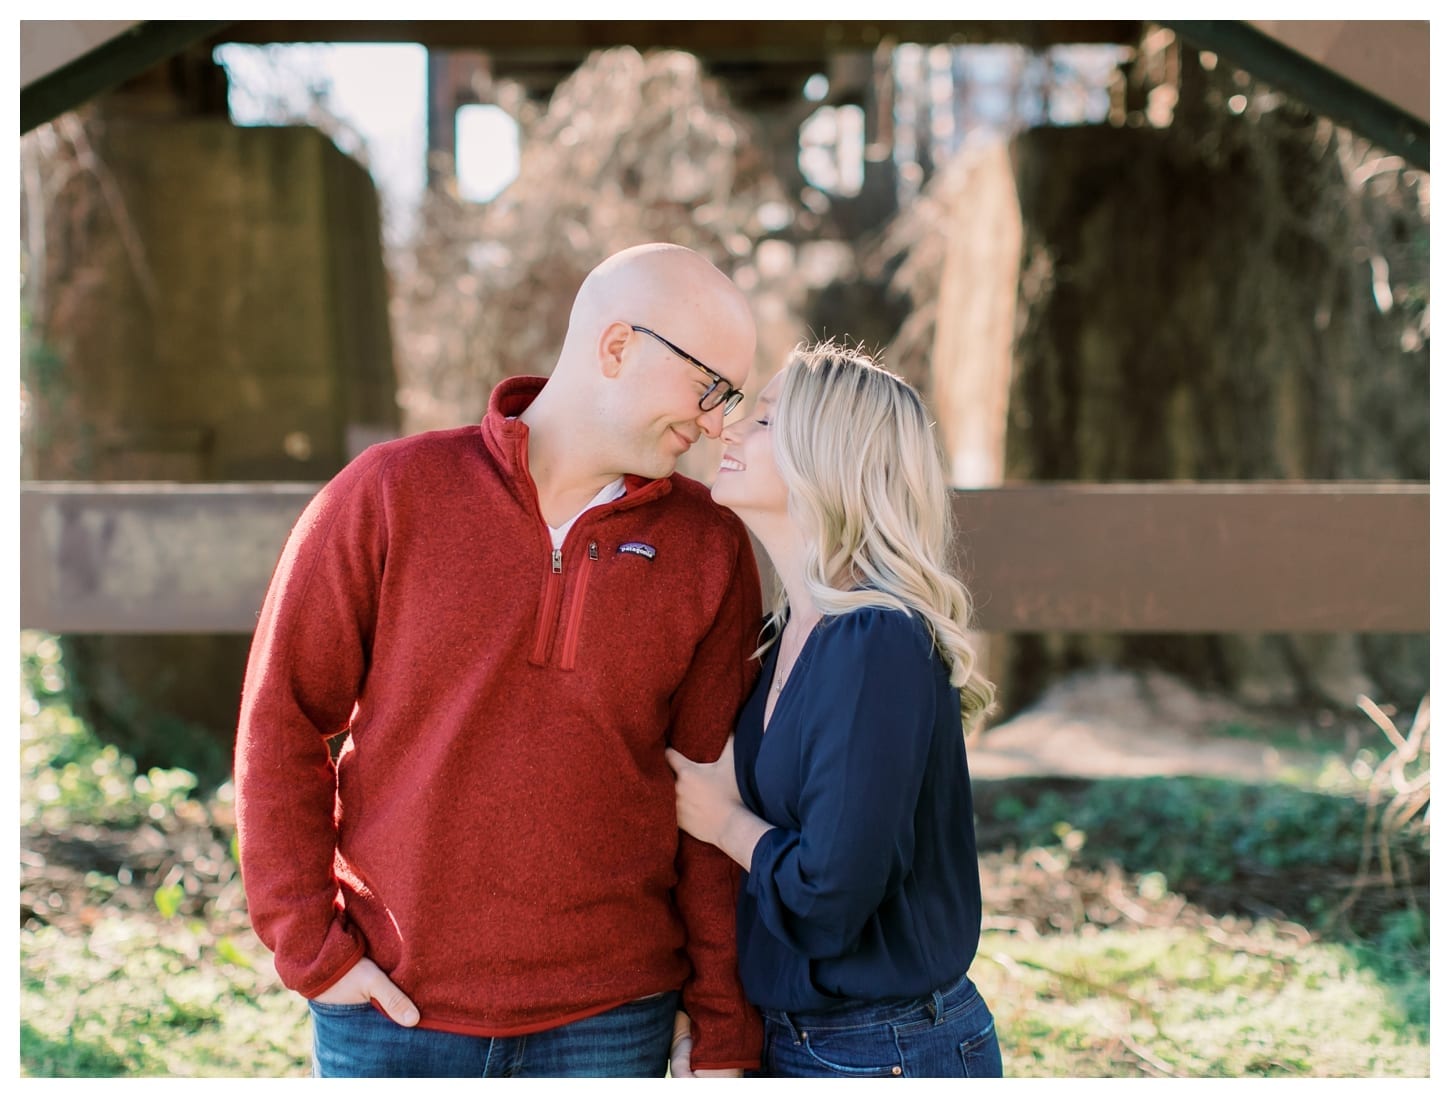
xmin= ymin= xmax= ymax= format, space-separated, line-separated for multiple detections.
xmin=618 ymin=542 xmax=657 ymax=561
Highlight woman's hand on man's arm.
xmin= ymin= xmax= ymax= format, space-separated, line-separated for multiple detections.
xmin=666 ymin=738 xmax=772 ymax=871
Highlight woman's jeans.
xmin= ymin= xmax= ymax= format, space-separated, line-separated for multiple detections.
xmin=756 ymin=973 xmax=1002 ymax=1078
xmin=308 ymin=990 xmax=679 ymax=1077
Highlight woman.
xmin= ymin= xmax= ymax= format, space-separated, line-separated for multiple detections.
xmin=665 ymin=342 xmax=1002 ymax=1078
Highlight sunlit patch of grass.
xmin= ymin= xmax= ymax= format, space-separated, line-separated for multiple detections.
xmin=970 ymin=925 xmax=1429 ymax=1078
xmin=20 ymin=914 xmax=310 ymax=1077
xmin=20 ymin=631 xmax=312 ymax=1078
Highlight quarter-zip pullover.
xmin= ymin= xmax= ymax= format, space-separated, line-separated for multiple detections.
xmin=235 ymin=376 xmax=764 ymax=1069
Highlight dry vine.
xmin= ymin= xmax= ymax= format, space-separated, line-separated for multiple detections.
xmin=1330 ymin=694 xmax=1430 ymax=926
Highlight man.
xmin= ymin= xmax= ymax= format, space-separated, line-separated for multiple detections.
xmin=234 ymin=243 xmax=763 ymax=1077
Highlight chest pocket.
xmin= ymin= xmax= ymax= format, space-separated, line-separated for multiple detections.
xmin=539 ymin=537 xmax=704 ymax=685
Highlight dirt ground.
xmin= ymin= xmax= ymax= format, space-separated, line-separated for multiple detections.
xmin=971 ymin=667 xmax=1351 ymax=782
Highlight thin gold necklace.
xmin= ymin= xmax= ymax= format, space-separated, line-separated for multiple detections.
xmin=769 ymin=617 xmax=816 ymax=696
xmin=769 ymin=667 xmax=788 ymax=695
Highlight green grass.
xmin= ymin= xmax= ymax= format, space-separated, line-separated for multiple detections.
xmin=20 ymin=916 xmax=311 ymax=1077
xmin=973 ymin=772 xmax=1428 ymax=945
xmin=17 ymin=630 xmax=1430 ymax=1078
xmin=972 ymin=924 xmax=1429 ymax=1077
xmin=19 ymin=632 xmax=314 ymax=1077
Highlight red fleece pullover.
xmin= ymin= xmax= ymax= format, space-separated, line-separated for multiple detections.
xmin=235 ymin=376 xmax=763 ymax=1069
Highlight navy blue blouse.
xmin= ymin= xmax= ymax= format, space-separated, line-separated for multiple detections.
xmin=733 ymin=605 xmax=984 ymax=1012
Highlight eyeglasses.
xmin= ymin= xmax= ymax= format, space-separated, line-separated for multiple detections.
xmin=631 ymin=325 xmax=745 ymax=416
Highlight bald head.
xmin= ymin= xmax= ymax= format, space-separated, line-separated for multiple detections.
xmin=524 ymin=244 xmax=757 ymax=486
xmin=562 ymin=243 xmax=755 ymax=388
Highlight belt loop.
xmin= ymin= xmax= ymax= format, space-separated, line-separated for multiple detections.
xmin=780 ymin=1010 xmax=804 ymax=1043
xmin=931 ymin=988 xmax=946 ymax=1026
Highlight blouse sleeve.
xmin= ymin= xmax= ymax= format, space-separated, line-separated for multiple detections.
xmin=745 ymin=607 xmax=940 ymax=959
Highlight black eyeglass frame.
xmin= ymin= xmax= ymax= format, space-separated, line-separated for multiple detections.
xmin=630 ymin=325 xmax=745 ymax=416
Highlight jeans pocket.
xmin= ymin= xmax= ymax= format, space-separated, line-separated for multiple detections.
xmin=797 ymin=1026 xmax=903 ymax=1078
xmin=959 ymin=1019 xmax=1004 ymax=1078
xmin=309 ymin=999 xmax=397 ymax=1078
xmin=308 ymin=999 xmax=375 ymax=1015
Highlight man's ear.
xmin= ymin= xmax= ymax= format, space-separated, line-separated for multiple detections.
xmin=598 ymin=321 xmax=632 ymax=379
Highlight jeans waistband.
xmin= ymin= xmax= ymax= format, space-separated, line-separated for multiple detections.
xmin=762 ymin=972 xmax=974 ymax=1036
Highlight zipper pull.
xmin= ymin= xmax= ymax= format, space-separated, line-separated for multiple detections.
xmin=588 ymin=541 xmax=599 ymax=560
xmin=552 ymin=548 xmax=562 ymax=574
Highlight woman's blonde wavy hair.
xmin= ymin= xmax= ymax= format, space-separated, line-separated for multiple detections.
xmin=764 ymin=341 xmax=995 ymax=726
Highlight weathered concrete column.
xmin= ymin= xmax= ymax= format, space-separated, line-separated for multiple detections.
xmin=22 ymin=108 xmax=400 ymax=783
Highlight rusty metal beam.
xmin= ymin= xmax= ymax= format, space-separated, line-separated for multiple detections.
xmin=19 ymin=483 xmax=317 ymax=635
xmin=955 ymin=482 xmax=1428 ymax=633
xmin=19 ymin=482 xmax=1428 ymax=635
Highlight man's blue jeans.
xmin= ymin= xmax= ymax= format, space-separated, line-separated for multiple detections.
xmin=308 ymin=991 xmax=680 ymax=1077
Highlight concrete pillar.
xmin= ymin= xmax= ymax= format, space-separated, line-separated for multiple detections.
xmin=23 ymin=111 xmax=400 ymax=783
